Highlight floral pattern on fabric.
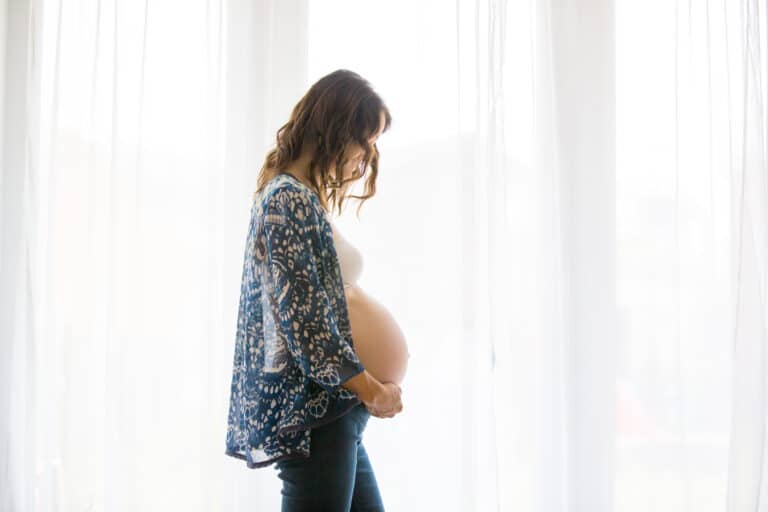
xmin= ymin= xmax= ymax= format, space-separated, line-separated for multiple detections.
xmin=225 ymin=173 xmax=366 ymax=469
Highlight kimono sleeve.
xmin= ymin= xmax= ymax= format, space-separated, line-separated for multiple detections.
xmin=262 ymin=189 xmax=366 ymax=394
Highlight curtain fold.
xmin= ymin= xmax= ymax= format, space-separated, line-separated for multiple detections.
xmin=1 ymin=0 xmax=43 ymax=510
xmin=726 ymin=0 xmax=768 ymax=508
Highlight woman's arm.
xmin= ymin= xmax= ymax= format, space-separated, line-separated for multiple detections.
xmin=345 ymin=369 xmax=403 ymax=418
xmin=263 ymin=187 xmax=367 ymax=394
xmin=342 ymin=369 xmax=385 ymax=404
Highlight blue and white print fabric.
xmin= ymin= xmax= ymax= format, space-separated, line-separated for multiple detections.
xmin=225 ymin=172 xmax=367 ymax=469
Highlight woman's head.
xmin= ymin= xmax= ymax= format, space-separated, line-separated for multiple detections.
xmin=255 ymin=69 xmax=392 ymax=216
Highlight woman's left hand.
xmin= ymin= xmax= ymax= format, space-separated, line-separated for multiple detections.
xmin=365 ymin=384 xmax=402 ymax=418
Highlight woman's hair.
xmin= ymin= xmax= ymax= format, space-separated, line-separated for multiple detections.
xmin=253 ymin=69 xmax=392 ymax=217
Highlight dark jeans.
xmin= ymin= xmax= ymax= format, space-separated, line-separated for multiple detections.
xmin=274 ymin=403 xmax=385 ymax=511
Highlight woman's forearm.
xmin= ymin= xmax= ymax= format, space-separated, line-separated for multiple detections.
xmin=342 ymin=369 xmax=384 ymax=404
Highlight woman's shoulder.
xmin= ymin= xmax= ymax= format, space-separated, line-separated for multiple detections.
xmin=258 ymin=174 xmax=310 ymax=208
xmin=258 ymin=173 xmax=324 ymax=225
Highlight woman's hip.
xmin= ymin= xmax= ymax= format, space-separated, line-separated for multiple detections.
xmin=274 ymin=403 xmax=378 ymax=511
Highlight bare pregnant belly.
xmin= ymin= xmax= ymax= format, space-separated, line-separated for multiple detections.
xmin=344 ymin=283 xmax=410 ymax=386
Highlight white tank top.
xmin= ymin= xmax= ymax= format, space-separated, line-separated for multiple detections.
xmin=328 ymin=220 xmax=363 ymax=285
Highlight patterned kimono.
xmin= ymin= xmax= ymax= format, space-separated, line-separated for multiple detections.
xmin=225 ymin=172 xmax=366 ymax=469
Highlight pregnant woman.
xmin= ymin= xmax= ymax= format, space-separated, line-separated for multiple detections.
xmin=225 ymin=69 xmax=407 ymax=512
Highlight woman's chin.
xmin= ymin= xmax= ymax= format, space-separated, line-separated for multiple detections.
xmin=344 ymin=284 xmax=410 ymax=386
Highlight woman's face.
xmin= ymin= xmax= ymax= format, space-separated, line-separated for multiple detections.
xmin=337 ymin=110 xmax=386 ymax=183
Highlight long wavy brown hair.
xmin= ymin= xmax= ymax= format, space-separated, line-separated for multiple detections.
xmin=253 ymin=69 xmax=392 ymax=217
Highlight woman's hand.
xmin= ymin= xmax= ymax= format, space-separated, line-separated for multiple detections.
xmin=364 ymin=382 xmax=403 ymax=419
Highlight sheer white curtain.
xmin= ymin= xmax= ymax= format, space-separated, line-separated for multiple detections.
xmin=615 ymin=1 xmax=766 ymax=510
xmin=1 ymin=0 xmax=766 ymax=511
xmin=1 ymin=0 xmax=230 ymax=510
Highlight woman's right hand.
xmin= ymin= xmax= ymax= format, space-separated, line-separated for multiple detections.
xmin=365 ymin=382 xmax=403 ymax=419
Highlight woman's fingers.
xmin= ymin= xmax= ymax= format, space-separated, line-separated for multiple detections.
xmin=367 ymin=405 xmax=393 ymax=418
xmin=367 ymin=405 xmax=402 ymax=419
xmin=366 ymin=383 xmax=403 ymax=418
